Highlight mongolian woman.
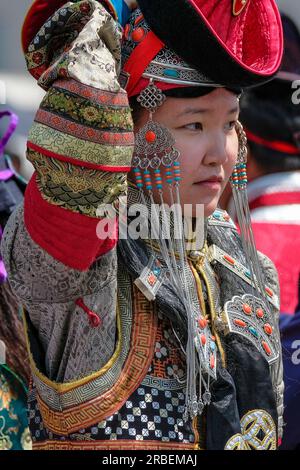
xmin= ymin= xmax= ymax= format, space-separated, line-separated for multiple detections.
xmin=1 ymin=0 xmax=284 ymax=450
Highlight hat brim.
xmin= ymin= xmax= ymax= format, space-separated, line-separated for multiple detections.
xmin=137 ymin=0 xmax=283 ymax=88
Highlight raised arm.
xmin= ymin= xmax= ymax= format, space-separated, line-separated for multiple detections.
xmin=1 ymin=0 xmax=134 ymax=382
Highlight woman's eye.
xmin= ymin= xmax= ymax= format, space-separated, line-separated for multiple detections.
xmin=184 ymin=123 xmax=203 ymax=131
xmin=225 ymin=121 xmax=237 ymax=131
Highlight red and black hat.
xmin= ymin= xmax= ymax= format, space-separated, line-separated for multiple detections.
xmin=21 ymin=0 xmax=118 ymax=52
xmin=22 ymin=0 xmax=283 ymax=93
xmin=134 ymin=0 xmax=283 ymax=89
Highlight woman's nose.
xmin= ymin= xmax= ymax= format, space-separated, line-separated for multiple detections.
xmin=202 ymin=133 xmax=228 ymax=167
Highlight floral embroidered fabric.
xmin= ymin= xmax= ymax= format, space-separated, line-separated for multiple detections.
xmin=0 ymin=365 xmax=32 ymax=450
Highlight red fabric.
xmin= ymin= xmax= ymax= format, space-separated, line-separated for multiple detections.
xmin=21 ymin=0 xmax=117 ymax=52
xmin=27 ymin=141 xmax=131 ymax=172
xmin=22 ymin=0 xmax=67 ymax=52
xmin=249 ymin=190 xmax=300 ymax=314
xmin=123 ymin=31 xmax=164 ymax=97
xmin=188 ymin=0 xmax=283 ymax=76
xmin=251 ymin=221 xmax=300 ymax=314
xmin=246 ymin=129 xmax=300 ymax=155
xmin=24 ymin=174 xmax=118 ymax=271
xmin=249 ymin=192 xmax=300 ymax=212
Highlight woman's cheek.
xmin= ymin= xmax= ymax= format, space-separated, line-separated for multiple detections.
xmin=225 ymin=137 xmax=239 ymax=174
xmin=175 ymin=137 xmax=201 ymax=171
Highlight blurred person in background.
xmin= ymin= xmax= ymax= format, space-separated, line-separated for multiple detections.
xmin=221 ymin=8 xmax=300 ymax=315
xmin=0 ymin=110 xmax=31 ymax=450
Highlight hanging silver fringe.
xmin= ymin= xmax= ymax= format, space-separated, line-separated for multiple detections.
xmin=132 ymin=79 xmax=214 ymax=420
xmin=230 ymin=122 xmax=273 ymax=320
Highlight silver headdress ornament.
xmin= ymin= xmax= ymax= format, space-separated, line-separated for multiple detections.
xmin=121 ymin=7 xmax=222 ymax=90
xmin=123 ymin=10 xmax=220 ymax=421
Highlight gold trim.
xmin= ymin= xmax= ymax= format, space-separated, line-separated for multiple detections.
xmin=22 ymin=303 xmax=122 ymax=393
xmin=192 ymin=416 xmax=202 ymax=450
xmin=33 ymin=440 xmax=201 ymax=450
xmin=33 ymin=287 xmax=158 ymax=434
xmin=232 ymin=0 xmax=248 ymax=17
xmin=225 ymin=409 xmax=277 ymax=450
xmin=189 ymin=262 xmax=207 ymax=318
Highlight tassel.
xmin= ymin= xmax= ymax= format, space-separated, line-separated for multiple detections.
xmin=75 ymin=298 xmax=101 ymax=328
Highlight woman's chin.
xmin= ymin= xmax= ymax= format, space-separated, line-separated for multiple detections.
xmin=204 ymin=203 xmax=218 ymax=218
xmin=180 ymin=202 xmax=218 ymax=218
xmin=186 ymin=197 xmax=219 ymax=218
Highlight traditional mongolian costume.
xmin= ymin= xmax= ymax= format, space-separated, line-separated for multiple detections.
xmin=1 ymin=0 xmax=284 ymax=450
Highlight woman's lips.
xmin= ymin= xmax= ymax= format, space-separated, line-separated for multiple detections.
xmin=194 ymin=177 xmax=223 ymax=191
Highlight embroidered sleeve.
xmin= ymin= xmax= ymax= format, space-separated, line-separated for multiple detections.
xmin=0 ymin=0 xmax=133 ymax=383
xmin=24 ymin=0 xmax=134 ymax=270
xmin=1 ymin=204 xmax=118 ymax=382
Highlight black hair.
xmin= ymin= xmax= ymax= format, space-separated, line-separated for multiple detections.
xmin=240 ymin=87 xmax=300 ymax=173
xmin=247 ymin=142 xmax=300 ymax=173
xmin=130 ymin=86 xmax=240 ymax=125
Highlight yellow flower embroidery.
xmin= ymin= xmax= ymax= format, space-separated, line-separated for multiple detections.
xmin=80 ymin=106 xmax=100 ymax=122
xmin=0 ymin=376 xmax=15 ymax=411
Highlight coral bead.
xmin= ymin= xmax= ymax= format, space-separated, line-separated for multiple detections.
xmin=256 ymin=308 xmax=264 ymax=319
xmin=265 ymin=287 xmax=273 ymax=297
xmin=198 ymin=318 xmax=207 ymax=329
xmin=201 ymin=334 xmax=206 ymax=346
xmin=132 ymin=27 xmax=145 ymax=42
xmin=242 ymin=303 xmax=252 ymax=315
xmin=234 ymin=319 xmax=246 ymax=328
xmin=223 ymin=255 xmax=235 ymax=265
xmin=262 ymin=341 xmax=271 ymax=356
xmin=264 ymin=323 xmax=273 ymax=335
xmin=145 ymin=130 xmax=156 ymax=142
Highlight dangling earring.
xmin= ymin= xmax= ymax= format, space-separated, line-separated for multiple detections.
xmin=132 ymin=80 xmax=216 ymax=421
xmin=133 ymin=79 xmax=178 ymax=302
xmin=230 ymin=121 xmax=272 ymax=319
xmin=132 ymin=78 xmax=179 ymax=171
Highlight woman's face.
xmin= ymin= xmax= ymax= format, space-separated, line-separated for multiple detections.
xmin=130 ymin=88 xmax=240 ymax=217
